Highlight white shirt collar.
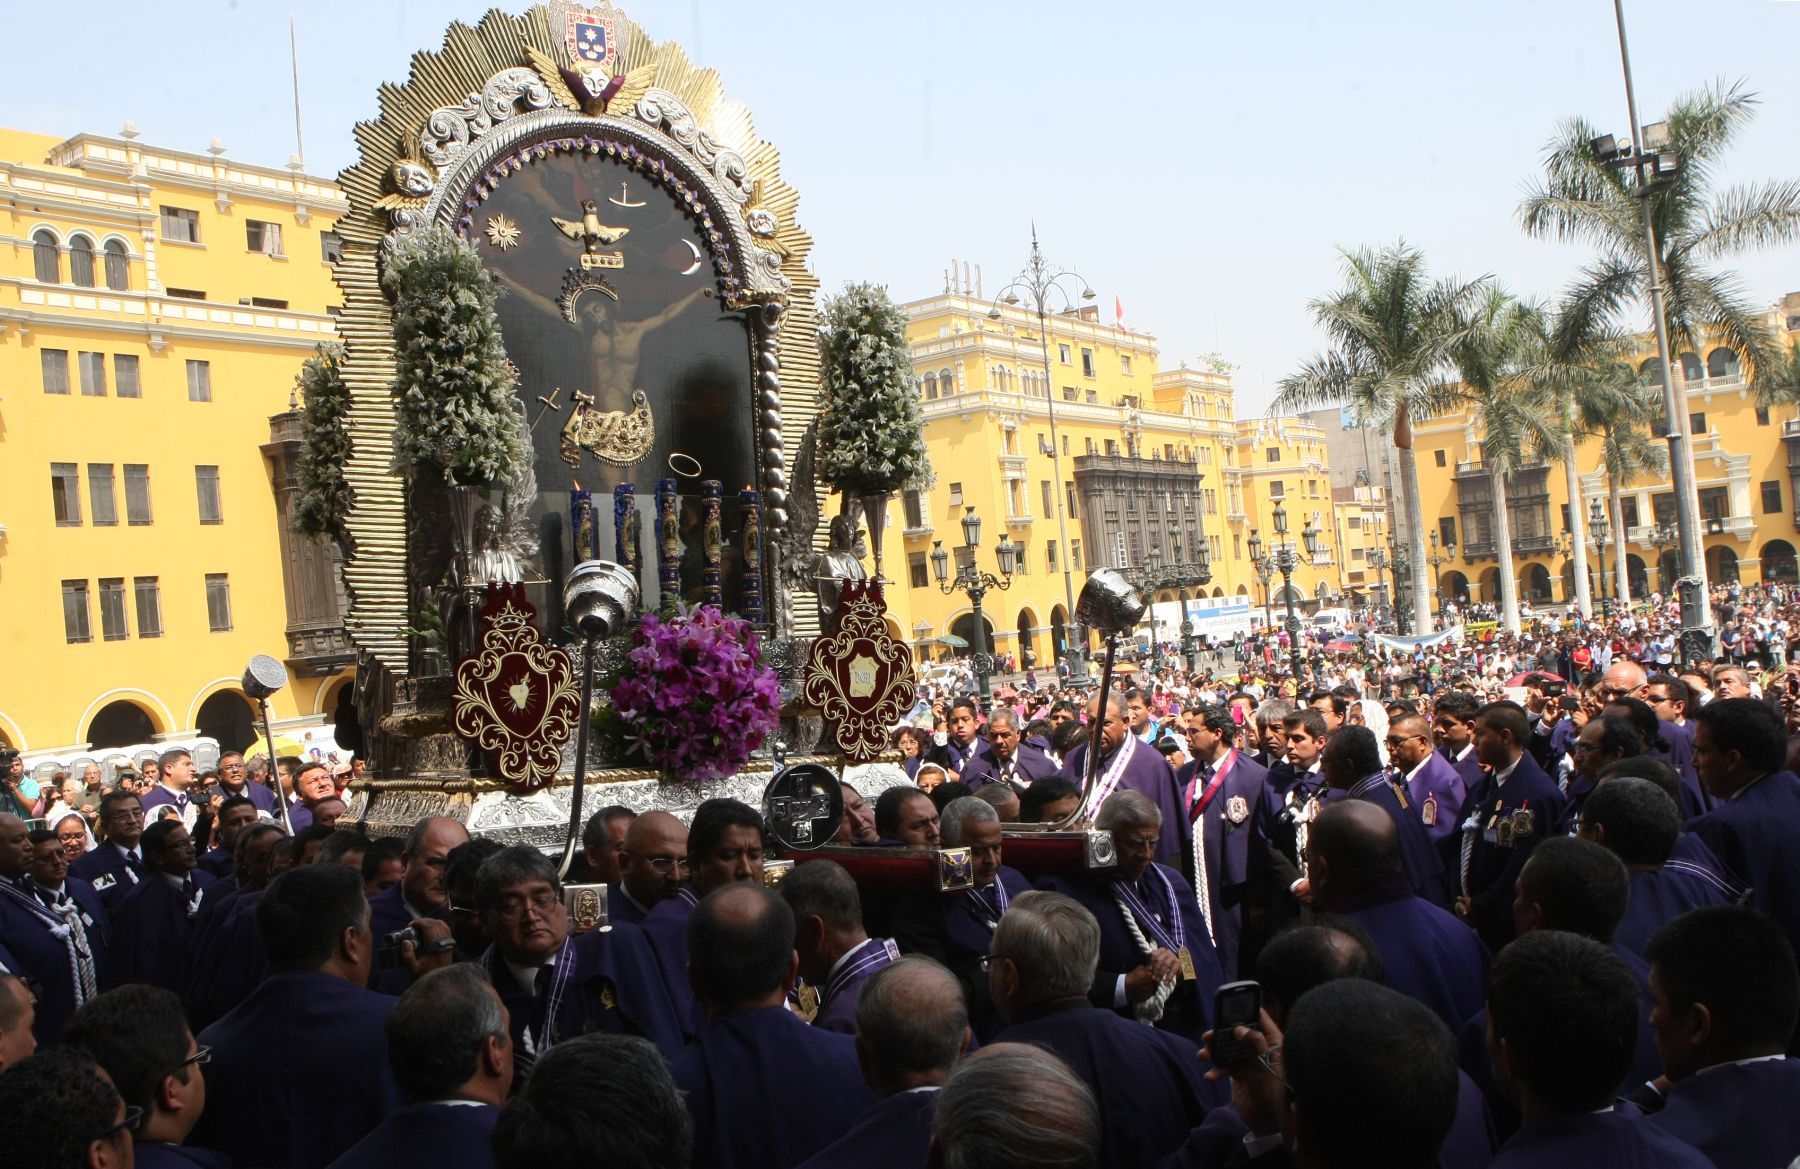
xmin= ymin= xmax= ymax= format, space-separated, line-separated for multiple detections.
xmin=418 ymin=1099 xmax=489 ymax=1108
xmin=1453 ymin=743 xmax=1474 ymax=763
xmin=503 ymin=951 xmax=557 ymax=998
xmin=1405 ymin=755 xmax=1432 ymax=784
xmin=1492 ymin=755 xmax=1521 ymax=787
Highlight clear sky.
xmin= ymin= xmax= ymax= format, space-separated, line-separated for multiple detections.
xmin=8 ymin=0 xmax=1800 ymax=414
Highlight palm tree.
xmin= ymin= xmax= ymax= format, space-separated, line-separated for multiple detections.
xmin=1520 ymin=80 xmax=1800 ymax=594
xmin=1275 ymin=243 xmax=1488 ymax=633
xmin=1586 ymin=364 xmax=1668 ymax=606
xmin=1447 ymin=290 xmax=1562 ymax=634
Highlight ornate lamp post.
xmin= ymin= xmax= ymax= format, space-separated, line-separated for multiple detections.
xmin=1648 ymin=520 xmax=1679 ymax=593
xmin=1590 ymin=498 xmax=1612 ymax=611
xmin=1249 ymin=529 xmax=1274 ymax=633
xmin=1426 ymin=531 xmax=1456 ymax=626
xmin=1366 ymin=544 xmax=1390 ymax=629
xmin=1267 ymin=503 xmax=1320 ymax=685
xmin=931 ymin=506 xmax=1017 ymax=710
xmin=989 ymin=231 xmax=1095 ymax=681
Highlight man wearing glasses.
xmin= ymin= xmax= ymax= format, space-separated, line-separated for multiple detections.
xmin=64 ymin=984 xmax=215 ymax=1169
xmin=1386 ymin=713 xmax=1468 ymax=851
xmin=367 ymin=817 xmax=470 ymax=993
xmin=0 ymin=813 xmax=104 ymax=1043
xmin=71 ymin=790 xmax=148 ymax=911
xmin=609 ymin=810 xmax=688 ymax=926
xmin=205 ymin=751 xmax=277 ymax=818
xmin=475 ymin=845 xmax=682 ymax=1073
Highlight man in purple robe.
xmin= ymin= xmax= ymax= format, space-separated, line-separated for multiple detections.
xmin=191 ymin=864 xmax=404 ymax=1169
xmin=924 ymin=698 xmax=997 ymax=783
xmin=1432 ymin=691 xmax=1486 ymax=796
xmin=105 ymin=819 xmax=217 ymax=993
xmin=1388 ymin=713 xmax=1469 ymax=848
xmin=0 ymin=813 xmax=101 ymax=1043
xmin=1037 ymin=792 xmax=1224 ymax=1071
xmin=1060 ymin=692 xmax=1185 ymax=868
xmin=1319 ymin=726 xmax=1447 ymax=907
xmin=70 ymin=789 xmax=148 ymax=910
xmin=610 ymin=810 xmax=688 ymax=926
xmin=1685 ymin=697 xmax=1800 ymax=964
xmin=1485 ymin=931 xmax=1711 ymax=1168
xmin=195 ymin=797 xmax=259 ymax=881
xmin=1310 ymin=800 xmax=1488 ymax=1033
xmin=328 ymin=965 xmax=511 ymax=1169
xmin=492 ymin=1033 xmax=693 ymax=1169
xmin=1631 ymin=905 xmax=1800 ymax=1166
xmin=781 ymin=858 xmax=897 ymax=1035
xmin=640 ymin=798 xmax=767 ymax=1041
xmin=671 ymin=884 xmax=873 ymax=1169
xmin=137 ymin=748 xmax=202 ymax=832
xmin=1576 ymin=776 xmax=1736 ymax=956
xmin=204 ymin=751 xmax=278 ymax=818
xmin=989 ymin=890 xmax=1210 ymax=1168
xmin=891 ymin=796 xmax=1030 ymax=1042
xmin=474 ymin=845 xmax=682 ymax=1072
xmin=62 ymin=985 xmax=227 ymax=1169
xmin=366 ymin=816 xmax=468 ymax=993
xmin=1174 ymin=704 xmax=1275 ymax=981
xmin=1455 ymin=701 xmax=1567 ymax=954
xmin=963 ymin=707 xmax=1057 ymax=790
xmin=796 ymin=957 xmax=966 ymax=1169
xmin=1198 ymin=977 xmax=1473 ymax=1169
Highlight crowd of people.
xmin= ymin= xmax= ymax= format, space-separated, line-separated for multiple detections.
xmin=3 ymin=582 xmax=1800 ymax=1169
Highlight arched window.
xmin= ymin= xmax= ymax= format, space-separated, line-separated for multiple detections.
xmin=1706 ymin=347 xmax=1740 ymax=380
xmin=32 ymin=230 xmax=60 ymax=284
xmin=922 ymin=374 xmax=937 ymax=400
xmin=103 ymin=240 xmax=130 ymax=291
xmin=939 ymin=367 xmax=954 ymax=395
xmin=1678 ymin=352 xmax=1702 ymax=382
xmin=68 ymin=235 xmax=96 ymax=288
xmin=1638 ymin=357 xmax=1662 ymax=379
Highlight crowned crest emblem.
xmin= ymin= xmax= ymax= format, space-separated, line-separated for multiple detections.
xmin=560 ymin=2 xmax=622 ymax=69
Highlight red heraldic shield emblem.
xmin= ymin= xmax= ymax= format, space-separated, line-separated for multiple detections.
xmin=452 ymin=583 xmax=582 ymax=792
xmin=802 ymin=579 xmax=917 ymax=762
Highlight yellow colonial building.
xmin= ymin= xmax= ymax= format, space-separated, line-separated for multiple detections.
xmin=0 ymin=125 xmax=353 ymax=761
xmin=1402 ymin=295 xmax=1800 ymax=617
xmin=887 ymin=283 xmax=1353 ymax=667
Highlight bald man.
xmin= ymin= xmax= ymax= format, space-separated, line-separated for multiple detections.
xmin=1309 ymin=801 xmax=1488 ymax=1033
xmin=1386 ymin=713 xmax=1468 ymax=848
xmin=612 ymin=811 xmax=689 ymax=926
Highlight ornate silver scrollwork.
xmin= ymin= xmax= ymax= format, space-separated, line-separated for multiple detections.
xmin=631 ymin=89 xmax=753 ymax=204
xmin=421 ymin=68 xmax=557 ymax=168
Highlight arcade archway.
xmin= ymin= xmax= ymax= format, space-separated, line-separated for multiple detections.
xmin=1658 ymin=550 xmax=1679 ymax=591
xmin=196 ymin=690 xmax=257 ymax=754
xmin=1762 ymin=540 xmax=1797 ymax=584
xmin=1626 ymin=554 xmax=1648 ymax=598
xmin=87 ymin=701 xmax=157 ymax=749
xmin=1706 ymin=546 xmax=1740 ymax=586
xmin=1522 ymin=563 xmax=1552 ymax=604
xmin=1440 ymin=572 xmax=1470 ymax=605
xmin=949 ymin=612 xmax=996 ymax=657
xmin=1050 ymin=605 xmax=1068 ymax=662
xmin=1015 ymin=607 xmax=1039 ymax=668
xmin=1478 ymin=568 xmax=1501 ymax=603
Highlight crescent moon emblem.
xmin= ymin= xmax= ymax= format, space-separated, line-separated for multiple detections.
xmin=679 ymin=238 xmax=704 ymax=276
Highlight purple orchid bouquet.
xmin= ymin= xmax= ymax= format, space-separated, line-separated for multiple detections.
xmin=607 ymin=602 xmax=780 ymax=783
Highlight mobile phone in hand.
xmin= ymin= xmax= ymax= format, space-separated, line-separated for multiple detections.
xmin=1210 ymin=980 xmax=1262 ymax=1072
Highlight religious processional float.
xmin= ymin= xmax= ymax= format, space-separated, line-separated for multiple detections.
xmin=285 ymin=1 xmax=1134 ymax=920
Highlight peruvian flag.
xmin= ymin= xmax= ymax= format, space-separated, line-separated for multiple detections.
xmin=1115 ymin=294 xmax=1126 ymax=332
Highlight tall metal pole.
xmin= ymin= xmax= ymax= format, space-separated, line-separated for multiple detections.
xmin=1612 ymin=0 xmax=1712 ymax=651
xmin=969 ymin=582 xmax=991 ymax=712
xmin=1281 ymin=553 xmax=1304 ymax=686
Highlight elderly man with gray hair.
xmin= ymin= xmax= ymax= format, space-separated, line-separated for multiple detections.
xmin=1250 ymin=698 xmax=1294 ymax=768
xmin=929 ymin=1043 xmax=1098 ymax=1169
xmin=894 ymin=798 xmax=1031 ymax=1042
xmin=1039 ymin=791 xmax=1223 ymax=1051
xmin=796 ymin=957 xmax=969 ymax=1169
xmin=987 ymin=890 xmax=1210 ymax=1167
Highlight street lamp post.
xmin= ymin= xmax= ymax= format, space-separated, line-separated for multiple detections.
xmin=1648 ymin=520 xmax=1678 ymax=594
xmin=1367 ymin=544 xmax=1390 ymax=629
xmin=1262 ymin=503 xmax=1319 ymax=687
xmin=1592 ymin=0 xmax=1712 ymax=654
xmin=1249 ymin=530 xmax=1274 ymax=633
xmin=931 ymin=506 xmax=1018 ymax=712
xmin=1426 ymin=531 xmax=1456 ymax=626
xmin=1591 ymin=498 xmax=1612 ymax=611
xmin=989 ymin=231 xmax=1096 ymax=681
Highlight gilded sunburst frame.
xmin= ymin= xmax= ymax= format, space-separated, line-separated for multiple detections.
xmin=330 ymin=2 xmax=820 ymax=676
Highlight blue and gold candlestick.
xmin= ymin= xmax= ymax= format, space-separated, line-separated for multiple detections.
xmin=612 ymin=482 xmax=640 ymax=581
xmin=701 ymin=480 xmax=724 ymax=608
xmin=739 ymin=485 xmax=764 ymax=625
xmin=655 ymin=478 xmax=682 ymax=597
xmin=570 ymin=484 xmax=597 ymax=564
